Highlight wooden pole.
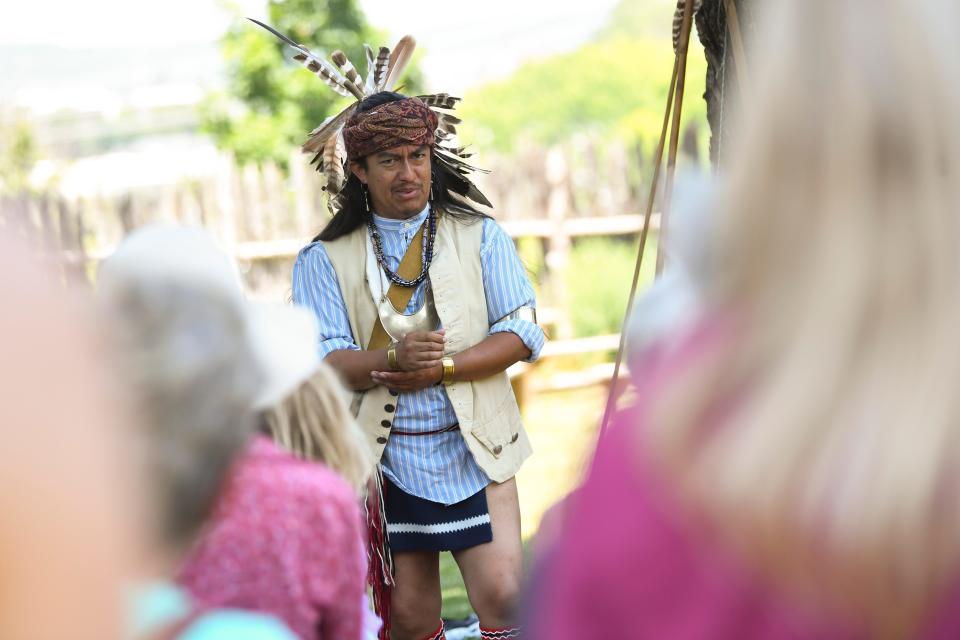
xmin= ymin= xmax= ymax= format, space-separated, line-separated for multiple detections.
xmin=656 ymin=0 xmax=697 ymax=276
xmin=599 ymin=55 xmax=680 ymax=433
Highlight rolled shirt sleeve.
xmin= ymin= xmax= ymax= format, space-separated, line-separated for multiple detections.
xmin=480 ymin=218 xmax=546 ymax=362
xmin=292 ymin=242 xmax=360 ymax=359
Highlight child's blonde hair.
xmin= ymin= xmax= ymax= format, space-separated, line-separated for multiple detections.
xmin=265 ymin=362 xmax=373 ymax=494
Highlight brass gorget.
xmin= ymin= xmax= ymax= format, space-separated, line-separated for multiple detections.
xmin=376 ymin=286 xmax=440 ymax=342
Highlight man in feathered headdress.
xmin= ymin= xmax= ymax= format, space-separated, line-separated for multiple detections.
xmin=253 ymin=21 xmax=543 ymax=640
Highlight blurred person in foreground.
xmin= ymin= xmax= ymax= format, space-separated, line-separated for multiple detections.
xmin=98 ymin=225 xmax=303 ymax=640
xmin=0 ymin=233 xmax=138 ymax=640
xmin=177 ymin=348 xmax=376 ymax=639
xmin=527 ymin=0 xmax=960 ymax=638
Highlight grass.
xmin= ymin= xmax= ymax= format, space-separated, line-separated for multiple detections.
xmin=439 ymin=384 xmax=608 ymax=619
xmin=567 ymin=236 xmax=658 ymax=338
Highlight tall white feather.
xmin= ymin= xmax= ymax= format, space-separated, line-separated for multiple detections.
xmin=383 ymin=35 xmax=416 ymax=91
xmin=363 ymin=44 xmax=377 ymax=95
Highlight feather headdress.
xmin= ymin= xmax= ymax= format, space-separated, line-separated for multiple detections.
xmin=672 ymin=0 xmax=704 ymax=54
xmin=248 ymin=19 xmax=490 ymax=210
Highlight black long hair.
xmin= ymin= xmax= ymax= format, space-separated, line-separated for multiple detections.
xmin=314 ymin=92 xmax=490 ymax=242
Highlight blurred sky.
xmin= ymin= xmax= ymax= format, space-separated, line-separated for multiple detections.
xmin=3 ymin=0 xmax=619 ymax=94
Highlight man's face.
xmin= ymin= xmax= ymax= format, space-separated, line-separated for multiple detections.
xmin=351 ymin=144 xmax=432 ymax=219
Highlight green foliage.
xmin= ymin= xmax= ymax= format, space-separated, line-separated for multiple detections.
xmin=205 ymin=0 xmax=422 ymax=167
xmin=0 ymin=118 xmax=39 ymax=195
xmin=566 ymin=236 xmax=658 ymax=337
xmin=459 ymin=0 xmax=707 ymax=155
xmin=516 ymin=235 xmax=545 ymax=297
xmin=598 ymin=0 xmax=685 ymax=39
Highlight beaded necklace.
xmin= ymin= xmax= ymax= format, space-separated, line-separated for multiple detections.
xmin=366 ymin=207 xmax=437 ymax=288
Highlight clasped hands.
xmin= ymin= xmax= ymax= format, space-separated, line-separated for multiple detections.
xmin=370 ymin=330 xmax=445 ymax=392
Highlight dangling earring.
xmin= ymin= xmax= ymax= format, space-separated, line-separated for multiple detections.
xmin=363 ymin=184 xmax=371 ymax=215
xmin=430 ymin=172 xmax=437 ymax=203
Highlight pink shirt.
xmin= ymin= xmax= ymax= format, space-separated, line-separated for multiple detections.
xmin=528 ymin=325 xmax=960 ymax=639
xmin=177 ymin=435 xmax=366 ymax=640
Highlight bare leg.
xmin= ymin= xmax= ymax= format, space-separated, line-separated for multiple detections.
xmin=390 ymin=549 xmax=442 ymax=640
xmin=451 ymin=478 xmax=523 ymax=629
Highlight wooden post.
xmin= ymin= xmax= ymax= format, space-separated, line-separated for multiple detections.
xmin=262 ymin=161 xmax=284 ymax=240
xmin=543 ymin=146 xmax=573 ymax=340
xmin=608 ymin=142 xmax=631 ymax=215
xmin=38 ymin=195 xmax=56 ymax=253
xmin=173 ymin=186 xmax=186 ymax=224
xmin=291 ymin=149 xmax=314 ymax=239
xmin=9 ymin=194 xmax=30 ymax=243
xmin=216 ymin=152 xmax=238 ymax=250
xmin=510 ymin=368 xmax=528 ymax=415
xmin=57 ymin=197 xmax=72 ymax=250
xmin=192 ymin=180 xmax=210 ymax=228
xmin=75 ymin=199 xmax=88 ymax=263
xmin=244 ymin=163 xmax=268 ymax=242
xmin=118 ymin=193 xmax=135 ymax=235
xmin=158 ymin=186 xmax=177 ymax=225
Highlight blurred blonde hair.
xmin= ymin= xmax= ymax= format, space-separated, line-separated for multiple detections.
xmin=265 ymin=362 xmax=373 ymax=494
xmin=651 ymin=0 xmax=960 ymax=635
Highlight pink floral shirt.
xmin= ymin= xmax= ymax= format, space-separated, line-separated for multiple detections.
xmin=177 ymin=435 xmax=366 ymax=640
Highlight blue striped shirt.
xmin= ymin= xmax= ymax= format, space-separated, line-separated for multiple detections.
xmin=292 ymin=207 xmax=544 ymax=505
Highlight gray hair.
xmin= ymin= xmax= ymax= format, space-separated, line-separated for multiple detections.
xmin=101 ymin=277 xmax=263 ymax=552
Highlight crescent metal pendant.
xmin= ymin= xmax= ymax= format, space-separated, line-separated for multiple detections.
xmin=377 ymin=288 xmax=440 ymax=342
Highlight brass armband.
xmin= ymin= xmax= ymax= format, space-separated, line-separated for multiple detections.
xmin=441 ymin=357 xmax=455 ymax=385
xmin=387 ymin=343 xmax=399 ymax=370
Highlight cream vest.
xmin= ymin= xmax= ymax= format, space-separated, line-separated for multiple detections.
xmin=322 ymin=213 xmax=532 ymax=483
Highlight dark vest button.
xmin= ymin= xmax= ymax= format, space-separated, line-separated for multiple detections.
xmin=493 ymin=444 xmax=503 ymax=455
xmin=384 ymin=404 xmax=396 ymax=413
xmin=389 ymin=389 xmax=399 ymax=397
xmin=381 ymin=420 xmax=391 ymax=428
xmin=510 ymin=433 xmax=519 ymax=443
xmin=376 ymin=436 xmax=387 ymax=444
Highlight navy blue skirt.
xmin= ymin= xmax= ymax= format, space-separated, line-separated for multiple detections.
xmin=383 ymin=477 xmax=493 ymax=552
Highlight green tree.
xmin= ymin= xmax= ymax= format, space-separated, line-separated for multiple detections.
xmin=566 ymin=237 xmax=657 ymax=337
xmin=459 ymin=0 xmax=707 ymax=155
xmin=0 ymin=118 xmax=39 ymax=195
xmin=599 ymin=0 xmax=684 ymax=39
xmin=204 ymin=0 xmax=421 ymax=167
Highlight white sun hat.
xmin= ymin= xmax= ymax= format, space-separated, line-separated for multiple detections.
xmin=97 ymin=223 xmax=319 ymax=411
